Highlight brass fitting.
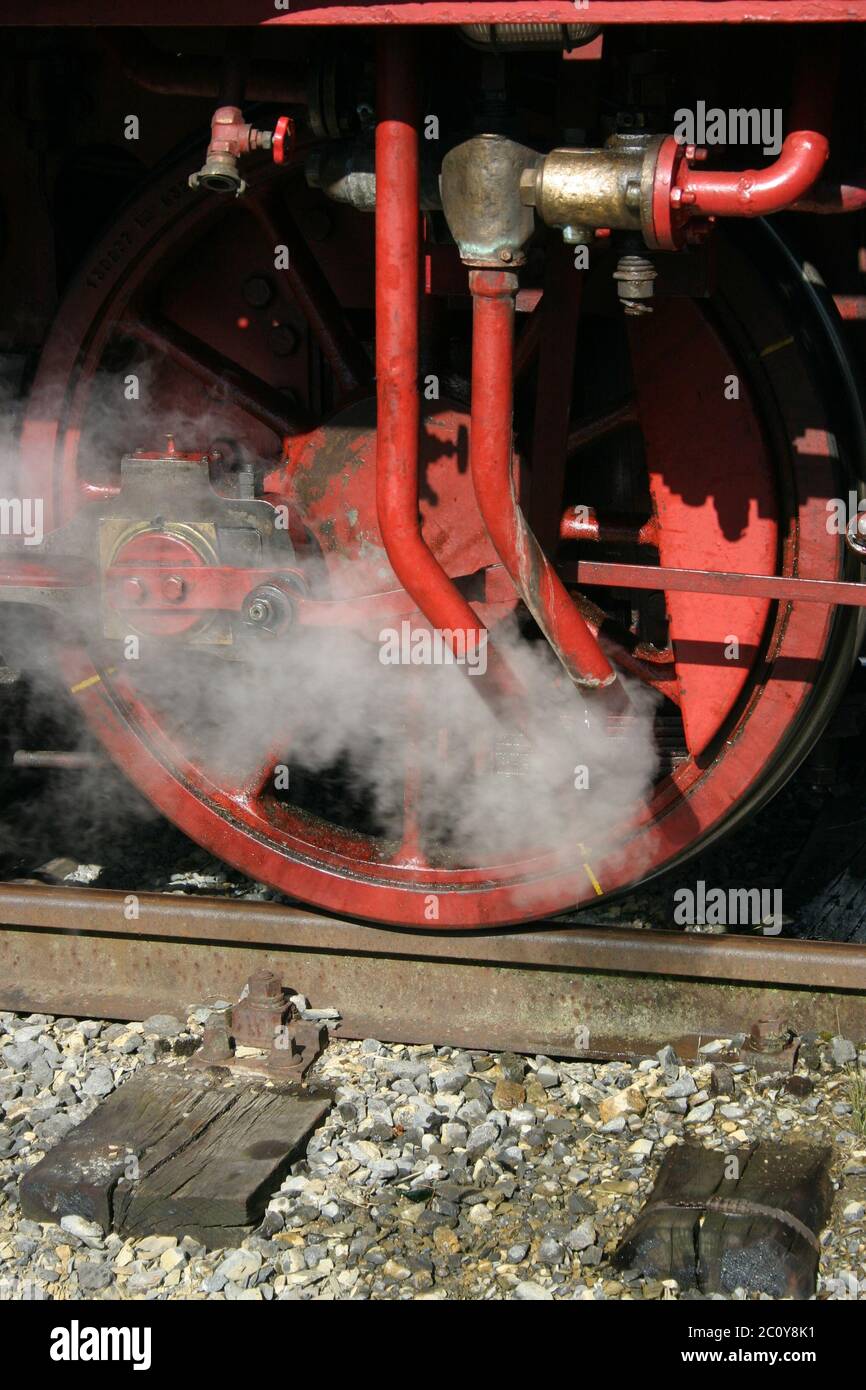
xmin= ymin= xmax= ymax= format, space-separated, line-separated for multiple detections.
xmin=189 ymin=106 xmax=293 ymax=196
xmin=440 ymin=134 xmax=541 ymax=267
xmin=520 ymin=133 xmax=665 ymax=243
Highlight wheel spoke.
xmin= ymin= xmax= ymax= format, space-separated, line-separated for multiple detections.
xmin=626 ymin=309 xmax=777 ymax=756
xmin=122 ymin=312 xmax=305 ymax=438
xmin=247 ymin=193 xmax=373 ymax=398
xmin=223 ymin=735 xmax=293 ymax=803
xmin=566 ymin=399 xmax=638 ymax=456
xmin=394 ymin=675 xmax=432 ymax=868
xmin=604 ymin=641 xmax=681 ymax=705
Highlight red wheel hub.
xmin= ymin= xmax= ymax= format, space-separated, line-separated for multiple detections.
xmin=108 ymin=528 xmax=218 ymax=638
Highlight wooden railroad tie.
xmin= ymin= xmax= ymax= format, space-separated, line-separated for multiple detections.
xmin=19 ymin=1063 xmax=331 ymax=1249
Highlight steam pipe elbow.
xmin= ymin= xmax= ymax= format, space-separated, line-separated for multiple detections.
xmin=680 ymin=129 xmax=829 ymax=218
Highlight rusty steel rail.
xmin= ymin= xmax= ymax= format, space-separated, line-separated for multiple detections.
xmin=1 ymin=883 xmax=866 ymax=1059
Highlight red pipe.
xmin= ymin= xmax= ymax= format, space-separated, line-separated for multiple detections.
xmin=374 ymin=34 xmax=517 ymax=703
xmin=468 ymin=269 xmax=616 ymax=691
xmin=672 ymin=50 xmax=836 ymax=222
xmin=678 ymin=130 xmax=829 ymax=218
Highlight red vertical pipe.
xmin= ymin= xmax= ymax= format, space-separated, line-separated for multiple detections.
xmin=374 ymin=33 xmax=517 ymax=703
xmin=469 ymin=269 xmax=616 ymax=690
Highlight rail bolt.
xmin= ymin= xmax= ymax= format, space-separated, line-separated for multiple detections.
xmin=200 ymin=1009 xmax=233 ymax=1063
xmin=247 ymin=969 xmax=282 ymax=1003
xmin=748 ymin=1018 xmax=790 ymax=1054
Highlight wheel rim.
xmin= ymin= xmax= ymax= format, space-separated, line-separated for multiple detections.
xmin=17 ymin=149 xmax=859 ymax=928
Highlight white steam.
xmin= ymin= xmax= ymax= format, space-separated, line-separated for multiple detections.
xmin=1 ymin=363 xmax=662 ymax=912
xmin=142 ymin=608 xmax=660 ymax=883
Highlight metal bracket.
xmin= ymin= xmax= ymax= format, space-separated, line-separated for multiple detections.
xmin=191 ymin=970 xmax=327 ymax=1081
xmin=737 ymin=1019 xmax=800 ymax=1076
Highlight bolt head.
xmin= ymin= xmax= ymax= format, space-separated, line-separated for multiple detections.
xmin=247 ymin=599 xmax=271 ymax=624
xmin=161 ymin=575 xmax=186 ymax=602
xmin=248 ymin=970 xmax=281 ymax=1002
xmin=268 ymin=323 xmax=299 ymax=357
xmin=243 ymin=275 xmax=274 ymax=309
xmin=122 ymin=578 xmax=146 ymax=604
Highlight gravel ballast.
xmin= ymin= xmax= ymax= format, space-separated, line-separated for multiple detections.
xmin=1 ymin=1010 xmax=865 ymax=1301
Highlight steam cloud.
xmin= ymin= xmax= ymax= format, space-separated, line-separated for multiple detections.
xmin=1 ymin=366 xmax=662 ymax=915
xmin=139 ymin=605 xmax=661 ymax=907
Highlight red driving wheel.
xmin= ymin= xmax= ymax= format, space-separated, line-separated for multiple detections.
xmin=16 ymin=148 xmax=862 ymax=928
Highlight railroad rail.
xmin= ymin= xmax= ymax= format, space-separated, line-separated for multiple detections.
xmin=1 ymin=882 xmax=865 ymax=1059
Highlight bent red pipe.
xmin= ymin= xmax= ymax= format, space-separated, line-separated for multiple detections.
xmin=468 ymin=269 xmax=615 ymax=691
xmin=678 ymin=129 xmax=829 ymax=218
xmin=674 ymin=51 xmax=834 ymax=220
xmin=374 ymin=34 xmax=519 ymax=705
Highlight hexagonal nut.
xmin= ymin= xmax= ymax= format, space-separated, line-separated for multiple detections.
xmin=161 ymin=575 xmax=186 ymax=603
